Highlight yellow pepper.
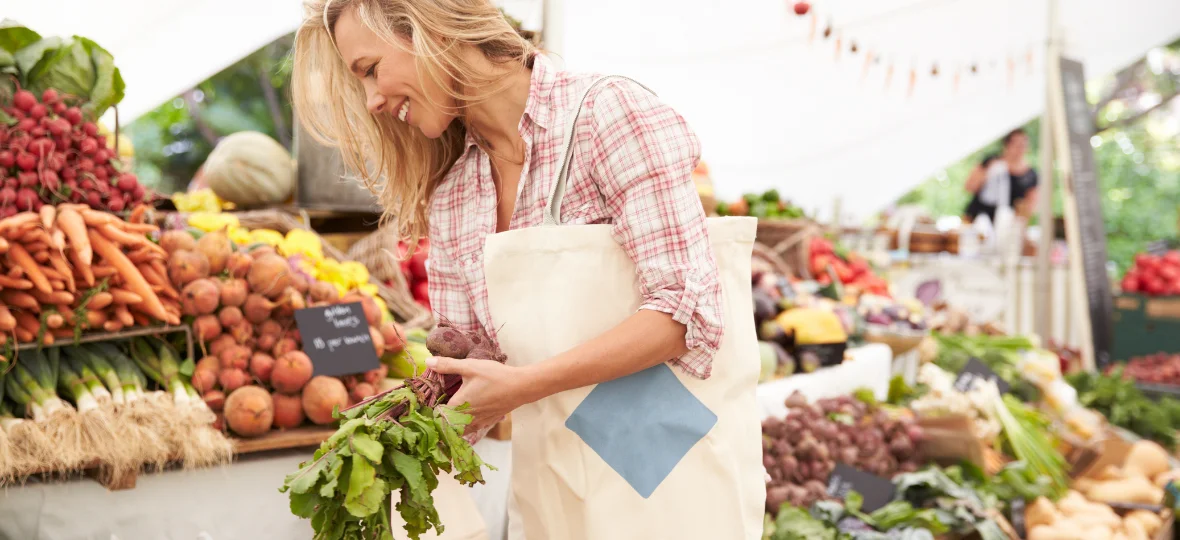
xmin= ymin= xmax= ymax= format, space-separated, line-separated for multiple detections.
xmin=280 ymin=229 xmax=324 ymax=261
xmin=250 ymin=229 xmax=285 ymax=246
xmin=228 ymin=226 xmax=253 ymax=246
xmin=339 ymin=261 xmax=370 ymax=289
xmin=188 ymin=212 xmax=240 ymax=233
xmin=359 ymin=283 xmax=379 ymax=297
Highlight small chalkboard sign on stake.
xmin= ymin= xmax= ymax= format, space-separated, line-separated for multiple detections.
xmin=953 ymin=357 xmax=1011 ymax=395
xmin=294 ymin=302 xmax=382 ymax=377
xmin=826 ymin=463 xmax=895 ymax=513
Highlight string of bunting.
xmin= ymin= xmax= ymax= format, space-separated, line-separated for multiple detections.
xmin=790 ymin=0 xmax=1041 ymax=98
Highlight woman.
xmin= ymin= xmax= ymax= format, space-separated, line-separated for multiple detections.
xmin=292 ymin=1 xmax=764 ymax=539
xmin=964 ymin=128 xmax=1039 ymax=223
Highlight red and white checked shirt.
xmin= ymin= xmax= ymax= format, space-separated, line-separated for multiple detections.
xmin=426 ymin=54 xmax=723 ymax=379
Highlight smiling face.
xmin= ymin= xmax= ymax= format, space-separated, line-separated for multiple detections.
xmin=333 ymin=7 xmax=458 ymax=139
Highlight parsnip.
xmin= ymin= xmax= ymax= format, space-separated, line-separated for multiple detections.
xmin=1124 ymin=510 xmax=1162 ymax=536
xmin=1085 ymin=476 xmax=1164 ymax=505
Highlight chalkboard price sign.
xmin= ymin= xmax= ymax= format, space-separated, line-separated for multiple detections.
xmin=294 ymin=302 xmax=382 ymax=377
xmin=826 ymin=463 xmax=895 ymax=513
xmin=953 ymin=357 xmax=1011 ymax=395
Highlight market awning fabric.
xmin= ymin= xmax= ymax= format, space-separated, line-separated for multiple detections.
xmin=5 ymin=0 xmax=1178 ymax=219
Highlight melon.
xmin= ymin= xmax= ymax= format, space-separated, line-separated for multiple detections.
xmin=202 ymin=131 xmax=295 ymax=207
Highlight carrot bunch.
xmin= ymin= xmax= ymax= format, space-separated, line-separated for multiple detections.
xmin=0 ymin=205 xmax=181 ymax=354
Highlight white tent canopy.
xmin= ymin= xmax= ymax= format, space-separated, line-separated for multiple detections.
xmin=5 ymin=0 xmax=1178 ymax=219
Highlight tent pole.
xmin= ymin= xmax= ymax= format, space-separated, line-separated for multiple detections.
xmin=1034 ymin=0 xmax=1059 ymax=345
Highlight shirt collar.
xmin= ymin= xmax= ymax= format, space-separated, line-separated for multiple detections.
xmin=463 ymin=53 xmax=555 ymax=153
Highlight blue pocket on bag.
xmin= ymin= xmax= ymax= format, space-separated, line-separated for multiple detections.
xmin=564 ymin=363 xmax=717 ymax=498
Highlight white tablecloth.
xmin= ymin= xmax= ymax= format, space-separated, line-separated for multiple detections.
xmin=756 ymin=343 xmax=894 ymax=420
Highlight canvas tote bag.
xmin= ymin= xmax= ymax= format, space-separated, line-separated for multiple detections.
xmin=482 ymin=75 xmax=765 ymax=540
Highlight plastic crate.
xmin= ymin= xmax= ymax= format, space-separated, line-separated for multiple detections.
xmin=1112 ymin=293 xmax=1180 ymax=363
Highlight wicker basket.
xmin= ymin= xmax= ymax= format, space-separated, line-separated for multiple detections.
xmin=155 ymin=208 xmax=432 ymax=328
xmin=345 ymin=224 xmax=435 ymax=330
xmin=751 ymin=242 xmax=793 ymax=279
xmin=755 ymin=219 xmax=823 ymax=279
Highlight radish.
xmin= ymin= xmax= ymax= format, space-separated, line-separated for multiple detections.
xmin=15 ymin=188 xmax=37 ymax=211
xmin=65 ymin=109 xmax=84 ymax=126
xmin=0 ymin=151 xmax=13 ymax=168
xmin=107 ymin=197 xmax=125 ymax=212
xmin=44 ymin=152 xmax=64 ymax=171
xmin=41 ymin=170 xmax=59 ymax=191
xmin=116 ymin=173 xmax=137 ymax=192
xmin=16 ymin=118 xmax=36 ymax=132
xmin=0 ymin=187 xmax=15 ymax=205
xmin=15 ymin=152 xmax=36 ymax=171
xmin=52 ymin=102 xmax=66 ymax=115
xmin=132 ymin=184 xmax=145 ymax=200
xmin=81 ymin=121 xmax=97 ymax=136
xmin=13 ymin=90 xmax=36 ymax=111
xmin=28 ymin=104 xmax=47 ymax=120
xmin=79 ymin=138 xmax=97 ymax=155
xmin=29 ymin=126 xmax=45 ymax=138
xmin=93 ymin=148 xmax=110 ymax=163
xmin=18 ymin=171 xmax=37 ymax=187
xmin=41 ymin=89 xmax=58 ymax=103
xmin=46 ymin=118 xmax=70 ymax=136
xmin=93 ymin=167 xmax=108 ymax=182
xmin=28 ymin=138 xmax=54 ymax=157
xmin=85 ymin=191 xmax=102 ymax=208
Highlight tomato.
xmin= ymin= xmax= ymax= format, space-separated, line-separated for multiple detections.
xmin=810 ymin=253 xmax=833 ymax=276
xmin=1161 ymin=265 xmax=1180 ymax=283
xmin=833 ymin=260 xmax=854 ymax=284
xmin=1146 ymin=277 xmax=1167 ymax=296
xmin=1122 ymin=274 xmax=1141 ymax=293
xmin=1164 ymin=251 xmax=1180 ymax=267
xmin=810 ymin=237 xmax=833 ymax=255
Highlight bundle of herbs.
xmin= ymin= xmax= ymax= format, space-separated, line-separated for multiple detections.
xmin=281 ymin=322 xmax=499 ymax=539
xmin=932 ymin=333 xmax=1040 ymax=402
xmin=1067 ymin=366 xmax=1180 ymax=450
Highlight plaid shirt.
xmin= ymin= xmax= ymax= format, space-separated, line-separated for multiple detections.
xmin=427 ymin=54 xmax=723 ymax=379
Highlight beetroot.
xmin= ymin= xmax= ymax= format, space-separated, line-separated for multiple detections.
xmin=159 ymin=230 xmax=197 ymax=254
xmin=169 ymin=249 xmax=211 ymax=286
xmin=218 ymin=306 xmax=244 ymax=328
xmin=220 ymin=278 xmax=249 ymax=307
xmin=220 ymin=345 xmax=252 ymax=370
xmin=226 ymin=252 xmax=253 ymax=278
xmin=302 ymin=376 xmax=348 ymax=425
xmin=425 ymin=322 xmax=474 ymax=359
xmin=219 ymin=368 xmax=250 ymax=393
xmin=250 ymin=353 xmax=276 ymax=383
xmin=248 ymin=254 xmax=292 ymax=299
xmin=272 ymin=392 xmax=305 ymax=429
xmin=243 ymin=294 xmax=276 ymax=324
xmin=272 ymin=351 xmax=314 ymax=393
xmin=181 ymin=278 xmax=221 ymax=316
xmin=194 ymin=314 xmax=223 ymax=342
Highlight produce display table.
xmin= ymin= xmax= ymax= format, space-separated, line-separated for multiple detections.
xmin=0 ymin=440 xmax=515 ymax=540
xmin=757 ymin=343 xmax=893 ymax=420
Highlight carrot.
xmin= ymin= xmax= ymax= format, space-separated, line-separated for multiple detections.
xmin=103 ymin=320 xmax=123 ymax=333
xmin=0 ymin=306 xmax=15 ymax=332
xmin=55 ymin=305 xmax=75 ymax=326
xmin=109 ymin=288 xmax=143 ymax=305
xmin=14 ymin=311 xmax=39 ymax=336
xmin=87 ymin=292 xmax=114 ymax=310
xmin=126 ymin=205 xmax=149 ymax=226
xmin=50 ymin=229 xmax=65 ymax=251
xmin=100 ymin=224 xmax=167 ymax=256
xmin=39 ymin=265 xmax=64 ymax=281
xmin=0 ymin=212 xmax=38 ymax=234
xmin=0 ymin=237 xmax=8 ymax=253
xmin=7 ymin=266 xmax=21 ymax=278
xmin=0 ymin=275 xmax=33 ymax=290
xmin=149 ymin=259 xmax=168 ymax=281
xmin=39 ymin=205 xmax=55 ymax=230
xmin=86 ymin=310 xmax=108 ymax=328
xmin=131 ymin=311 xmax=151 ymax=327
xmin=19 ymin=227 xmax=49 ymax=245
xmin=6 ymin=243 xmax=51 ymax=294
xmin=114 ymin=305 xmax=134 ymax=327
xmin=51 ymin=328 xmax=75 ymax=339
xmin=49 ymin=279 xmax=65 ymax=291
xmin=67 ymin=248 xmax=95 ymax=287
xmin=1 ymin=290 xmax=39 ymax=311
xmin=128 ymin=247 xmax=156 ymax=264
xmin=31 ymin=289 xmax=73 ymax=305
xmin=57 ymin=203 xmax=89 ymax=213
xmin=47 ymin=251 xmax=74 ymax=293
xmin=81 ymin=209 xmax=119 ymax=228
xmin=55 ymin=208 xmax=91 ymax=266
xmin=32 ymin=250 xmax=49 ymax=264
xmin=45 ymin=312 xmax=64 ymax=329
xmin=93 ymin=265 xmax=118 ymax=279
xmin=121 ymin=223 xmax=159 ymax=234
xmin=14 ymin=328 xmax=33 ymax=343
xmin=87 ymin=230 xmax=170 ymax=322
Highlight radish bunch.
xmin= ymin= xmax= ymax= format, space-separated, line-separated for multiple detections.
xmin=0 ymin=88 xmax=151 ymax=218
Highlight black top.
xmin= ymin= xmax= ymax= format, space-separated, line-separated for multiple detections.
xmin=965 ymin=155 xmax=1038 ymax=222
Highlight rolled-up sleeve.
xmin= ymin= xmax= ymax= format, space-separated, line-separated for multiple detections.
xmin=587 ymin=80 xmax=723 ymax=379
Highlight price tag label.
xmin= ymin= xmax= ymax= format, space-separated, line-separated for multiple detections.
xmin=825 ymin=463 xmax=895 ymax=513
xmin=294 ymin=302 xmax=382 ymax=377
xmin=953 ymin=357 xmax=1010 ymax=394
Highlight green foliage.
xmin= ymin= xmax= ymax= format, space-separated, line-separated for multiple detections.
xmin=125 ymin=34 xmax=294 ymax=194
xmin=0 ymin=20 xmax=124 ymax=118
xmin=280 ymin=387 xmax=492 ymax=540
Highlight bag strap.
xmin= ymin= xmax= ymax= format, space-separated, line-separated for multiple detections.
xmin=543 ymin=75 xmax=657 ymax=226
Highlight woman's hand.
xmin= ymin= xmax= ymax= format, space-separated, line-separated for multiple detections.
xmin=426 ymin=356 xmax=537 ymax=437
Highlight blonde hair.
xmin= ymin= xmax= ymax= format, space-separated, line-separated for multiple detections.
xmin=292 ymin=0 xmax=536 ymax=242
